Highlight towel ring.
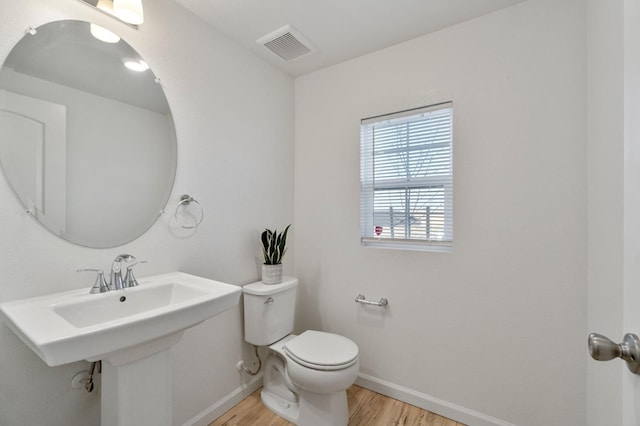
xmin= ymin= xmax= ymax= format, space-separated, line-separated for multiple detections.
xmin=174 ymin=194 xmax=204 ymax=229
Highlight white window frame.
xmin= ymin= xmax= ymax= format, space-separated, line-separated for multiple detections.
xmin=360 ymin=102 xmax=453 ymax=252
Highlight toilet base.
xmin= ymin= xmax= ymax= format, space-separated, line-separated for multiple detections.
xmin=260 ymin=334 xmax=354 ymax=426
xmin=298 ymin=388 xmax=349 ymax=426
xmin=261 ymin=387 xmax=349 ymax=426
xmin=261 ymin=389 xmax=300 ymax=424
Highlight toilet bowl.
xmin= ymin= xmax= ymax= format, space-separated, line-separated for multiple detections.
xmin=243 ymin=278 xmax=359 ymax=426
xmin=283 ymin=330 xmax=359 ymax=394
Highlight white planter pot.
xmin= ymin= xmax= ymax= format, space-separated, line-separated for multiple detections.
xmin=262 ymin=264 xmax=283 ymax=285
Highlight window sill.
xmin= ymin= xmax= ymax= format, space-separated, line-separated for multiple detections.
xmin=361 ymin=238 xmax=452 ymax=253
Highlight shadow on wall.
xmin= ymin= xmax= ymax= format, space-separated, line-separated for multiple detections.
xmin=0 ymin=326 xmax=100 ymax=425
xmin=295 ymin=269 xmax=322 ymax=334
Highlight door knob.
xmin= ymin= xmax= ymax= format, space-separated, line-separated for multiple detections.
xmin=588 ymin=332 xmax=640 ymax=374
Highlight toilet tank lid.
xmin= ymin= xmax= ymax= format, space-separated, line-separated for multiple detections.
xmin=243 ymin=276 xmax=298 ymax=295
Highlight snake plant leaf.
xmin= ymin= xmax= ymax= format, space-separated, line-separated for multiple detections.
xmin=278 ymin=225 xmax=290 ymax=256
xmin=269 ymin=230 xmax=277 ymax=260
xmin=262 ymin=229 xmax=274 ymax=264
xmin=260 ymin=225 xmax=291 ymax=265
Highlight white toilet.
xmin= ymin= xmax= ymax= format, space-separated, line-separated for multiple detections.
xmin=243 ymin=277 xmax=359 ymax=426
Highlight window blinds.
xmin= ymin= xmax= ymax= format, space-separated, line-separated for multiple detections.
xmin=360 ymin=102 xmax=453 ymax=249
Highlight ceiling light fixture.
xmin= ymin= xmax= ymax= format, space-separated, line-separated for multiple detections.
xmin=113 ymin=0 xmax=145 ymax=26
xmin=89 ymin=0 xmax=121 ymax=43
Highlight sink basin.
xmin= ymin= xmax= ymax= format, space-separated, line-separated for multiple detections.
xmin=53 ymin=279 xmax=212 ymax=328
xmin=0 ymin=271 xmax=241 ymax=366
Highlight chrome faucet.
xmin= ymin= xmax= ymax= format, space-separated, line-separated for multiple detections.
xmin=79 ymin=254 xmax=146 ymax=293
xmin=110 ymin=254 xmax=136 ymax=290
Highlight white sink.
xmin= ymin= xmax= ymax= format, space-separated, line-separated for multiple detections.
xmin=0 ymin=271 xmax=241 ymax=367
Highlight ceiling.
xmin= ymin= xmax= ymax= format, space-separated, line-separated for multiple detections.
xmin=174 ymin=0 xmax=525 ymax=77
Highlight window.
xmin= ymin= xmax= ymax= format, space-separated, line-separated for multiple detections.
xmin=360 ymin=102 xmax=453 ymax=251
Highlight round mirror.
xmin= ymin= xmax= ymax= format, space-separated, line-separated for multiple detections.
xmin=0 ymin=20 xmax=177 ymax=248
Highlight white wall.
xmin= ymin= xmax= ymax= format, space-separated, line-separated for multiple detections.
xmin=294 ymin=0 xmax=587 ymax=425
xmin=0 ymin=1 xmax=294 ymax=425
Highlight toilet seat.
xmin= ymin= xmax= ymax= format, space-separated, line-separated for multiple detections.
xmin=284 ymin=330 xmax=359 ymax=371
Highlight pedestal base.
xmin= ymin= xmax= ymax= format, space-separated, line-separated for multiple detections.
xmin=102 ymin=349 xmax=172 ymax=426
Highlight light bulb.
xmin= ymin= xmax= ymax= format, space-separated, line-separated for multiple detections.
xmin=113 ymin=0 xmax=144 ymax=25
xmin=96 ymin=0 xmax=113 ymax=12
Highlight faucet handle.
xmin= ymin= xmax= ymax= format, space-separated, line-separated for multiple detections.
xmin=124 ymin=261 xmax=147 ymax=288
xmin=77 ymin=269 xmax=110 ymax=294
xmin=111 ymin=254 xmax=136 ymax=290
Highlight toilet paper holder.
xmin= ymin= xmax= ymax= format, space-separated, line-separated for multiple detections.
xmin=355 ymin=294 xmax=388 ymax=307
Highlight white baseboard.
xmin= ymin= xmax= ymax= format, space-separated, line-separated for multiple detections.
xmin=182 ymin=374 xmax=263 ymax=426
xmin=182 ymin=371 xmax=514 ymax=426
xmin=355 ymin=373 xmax=515 ymax=426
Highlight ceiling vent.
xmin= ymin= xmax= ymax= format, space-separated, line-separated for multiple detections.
xmin=257 ymin=25 xmax=315 ymax=61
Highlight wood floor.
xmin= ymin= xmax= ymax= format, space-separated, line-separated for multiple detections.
xmin=209 ymin=385 xmax=465 ymax=426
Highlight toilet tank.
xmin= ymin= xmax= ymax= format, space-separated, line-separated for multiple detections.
xmin=243 ymin=276 xmax=298 ymax=346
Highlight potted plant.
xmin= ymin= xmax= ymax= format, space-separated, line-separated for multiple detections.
xmin=261 ymin=224 xmax=291 ymax=284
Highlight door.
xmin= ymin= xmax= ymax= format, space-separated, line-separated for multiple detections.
xmin=0 ymin=89 xmax=66 ymax=234
xmin=587 ymin=1 xmax=640 ymax=425
xmin=622 ymin=0 xmax=640 ymax=423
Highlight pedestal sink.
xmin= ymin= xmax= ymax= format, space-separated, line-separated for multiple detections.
xmin=0 ymin=271 xmax=242 ymax=426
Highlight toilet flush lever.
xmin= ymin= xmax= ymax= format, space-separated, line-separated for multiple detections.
xmin=264 ymin=297 xmax=274 ymax=304
xmin=588 ymin=332 xmax=640 ymax=374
